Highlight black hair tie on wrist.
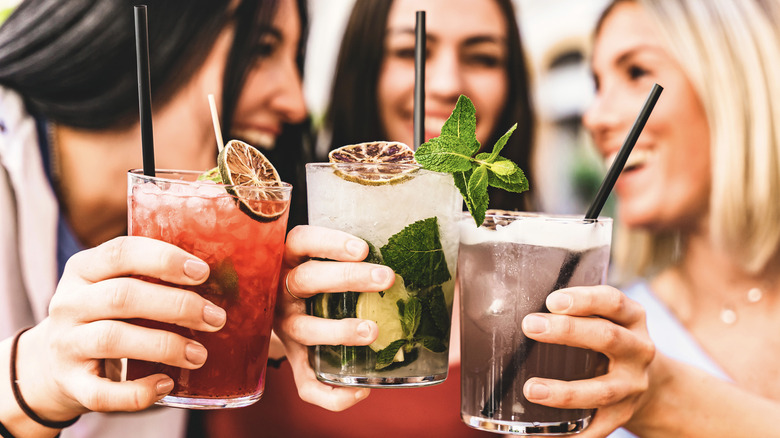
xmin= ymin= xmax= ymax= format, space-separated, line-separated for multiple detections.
xmin=10 ymin=327 xmax=81 ymax=430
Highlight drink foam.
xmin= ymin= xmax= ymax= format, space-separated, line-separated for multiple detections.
xmin=459 ymin=214 xmax=611 ymax=251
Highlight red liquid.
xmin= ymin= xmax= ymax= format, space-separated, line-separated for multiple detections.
xmin=125 ymin=176 xmax=289 ymax=401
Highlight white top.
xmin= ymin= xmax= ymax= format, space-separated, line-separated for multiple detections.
xmin=0 ymin=86 xmax=188 ymax=438
xmin=609 ymin=281 xmax=730 ymax=437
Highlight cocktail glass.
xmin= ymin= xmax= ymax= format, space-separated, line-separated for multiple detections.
xmin=459 ymin=211 xmax=612 ymax=434
xmin=305 ymin=162 xmax=462 ymax=386
xmin=125 ymin=169 xmax=291 ymax=409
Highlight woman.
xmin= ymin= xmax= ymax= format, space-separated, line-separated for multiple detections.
xmin=0 ymin=1 xmax=385 ymax=437
xmin=524 ymin=0 xmax=780 ymax=436
xmin=203 ymin=1 xmax=536 ymax=437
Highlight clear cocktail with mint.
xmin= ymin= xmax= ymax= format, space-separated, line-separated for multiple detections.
xmin=125 ymin=142 xmax=292 ymax=408
xmin=306 ymin=156 xmax=462 ymax=386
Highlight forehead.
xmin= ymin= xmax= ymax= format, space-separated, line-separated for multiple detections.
xmin=274 ymin=0 xmax=300 ymax=38
xmin=593 ymin=2 xmax=666 ymax=63
xmin=386 ymin=0 xmax=508 ymax=39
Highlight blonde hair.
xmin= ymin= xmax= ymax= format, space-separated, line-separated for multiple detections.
xmin=603 ymin=0 xmax=780 ymax=279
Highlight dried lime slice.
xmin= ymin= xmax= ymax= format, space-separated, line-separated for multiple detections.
xmin=356 ymin=274 xmax=409 ymax=357
xmin=328 ymin=141 xmax=418 ymax=185
xmin=217 ymin=139 xmax=287 ymax=222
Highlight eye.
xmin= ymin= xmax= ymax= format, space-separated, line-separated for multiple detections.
xmin=465 ymin=53 xmax=502 ymax=68
xmin=254 ymin=32 xmax=281 ymax=58
xmin=628 ymin=65 xmax=648 ymax=80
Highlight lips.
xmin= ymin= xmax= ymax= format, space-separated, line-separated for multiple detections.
xmin=232 ymin=129 xmax=277 ymax=150
xmin=604 ymin=148 xmax=653 ymax=172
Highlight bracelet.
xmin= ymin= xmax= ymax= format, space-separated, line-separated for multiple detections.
xmin=10 ymin=327 xmax=80 ymax=430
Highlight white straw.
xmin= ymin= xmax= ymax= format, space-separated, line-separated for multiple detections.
xmin=207 ymin=94 xmax=224 ymax=153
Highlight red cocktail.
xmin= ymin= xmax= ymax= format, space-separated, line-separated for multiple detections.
xmin=125 ymin=169 xmax=291 ymax=409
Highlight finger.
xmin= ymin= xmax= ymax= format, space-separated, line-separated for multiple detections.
xmin=284 ymin=225 xmax=369 ymax=266
xmin=75 ymin=374 xmax=175 ymax=412
xmin=67 ymin=320 xmax=209 ymax=369
xmin=286 ymin=260 xmax=394 ymax=298
xmin=50 ymin=277 xmax=226 ymax=331
xmin=523 ymin=373 xmax=634 ymax=410
xmin=285 ymin=339 xmax=370 ymax=412
xmin=522 ymin=314 xmax=654 ymax=361
xmin=545 ymin=286 xmax=645 ymax=327
xmin=62 ymin=236 xmax=210 ymax=286
xmin=278 ymin=314 xmax=377 ymax=346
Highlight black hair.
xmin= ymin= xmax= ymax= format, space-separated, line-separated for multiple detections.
xmin=323 ymin=0 xmax=536 ymax=211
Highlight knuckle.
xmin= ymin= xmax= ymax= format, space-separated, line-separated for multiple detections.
xmin=103 ymin=237 xmax=130 ymax=268
xmin=153 ymin=332 xmax=177 ymax=361
xmin=639 ymin=338 xmax=656 ymax=364
xmin=287 ymin=225 xmax=306 ymax=244
xmin=556 ymin=385 xmax=576 ymax=405
xmin=93 ymin=322 xmax=122 ymax=356
xmin=594 ymin=383 xmax=618 ymax=406
xmin=108 ymin=280 xmax=133 ymax=312
xmin=599 ymin=324 xmax=620 ymax=350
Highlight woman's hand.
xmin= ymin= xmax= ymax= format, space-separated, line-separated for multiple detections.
xmin=521 ymin=285 xmax=655 ymax=437
xmin=274 ymin=225 xmax=394 ymax=412
xmin=14 ymin=236 xmax=226 ymax=422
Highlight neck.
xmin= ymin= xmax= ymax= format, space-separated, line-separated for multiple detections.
xmin=653 ymin=226 xmax=780 ymax=326
xmin=54 ymin=124 xmax=143 ymax=248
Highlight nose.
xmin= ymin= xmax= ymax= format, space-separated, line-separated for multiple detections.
xmin=426 ymin=47 xmax=464 ymax=100
xmin=582 ymin=83 xmax=622 ymax=144
xmin=272 ymin=59 xmax=307 ymax=124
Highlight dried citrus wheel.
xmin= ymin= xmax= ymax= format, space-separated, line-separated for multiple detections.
xmin=328 ymin=141 xmax=418 ymax=185
xmin=218 ymin=139 xmax=288 ymax=222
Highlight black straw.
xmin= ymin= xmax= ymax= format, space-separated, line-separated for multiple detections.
xmin=134 ymin=5 xmax=155 ymax=177
xmin=480 ymin=83 xmax=664 ymax=418
xmin=585 ymin=83 xmax=663 ymax=219
xmin=413 ymin=10 xmax=426 ymax=150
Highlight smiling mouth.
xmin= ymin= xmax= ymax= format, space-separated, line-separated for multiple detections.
xmin=605 ymin=149 xmax=652 ymax=172
xmin=232 ymin=129 xmax=276 ymax=150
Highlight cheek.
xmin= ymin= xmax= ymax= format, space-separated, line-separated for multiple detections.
xmin=469 ymin=74 xmax=508 ymax=145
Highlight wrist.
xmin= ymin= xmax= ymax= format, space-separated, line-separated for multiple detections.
xmin=11 ymin=327 xmax=81 ymax=430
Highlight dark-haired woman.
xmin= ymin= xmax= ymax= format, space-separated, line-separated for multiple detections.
xmin=202 ymin=1 xmax=535 ymax=437
xmin=0 ymin=1 xmax=385 ymax=437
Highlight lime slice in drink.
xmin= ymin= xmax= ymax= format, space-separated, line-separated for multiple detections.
xmin=328 ymin=141 xmax=418 ymax=185
xmin=217 ymin=139 xmax=287 ymax=222
xmin=356 ymin=274 xmax=409 ymax=354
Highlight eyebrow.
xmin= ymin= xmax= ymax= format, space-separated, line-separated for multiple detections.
xmin=386 ymin=28 xmax=506 ymax=46
xmin=613 ymin=44 xmax=666 ymax=66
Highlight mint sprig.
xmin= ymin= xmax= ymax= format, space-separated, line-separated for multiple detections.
xmin=414 ymin=95 xmax=529 ymax=226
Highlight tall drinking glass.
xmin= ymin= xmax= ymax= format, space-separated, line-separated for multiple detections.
xmin=305 ymin=162 xmax=462 ymax=386
xmin=125 ymin=169 xmax=291 ymax=409
xmin=459 ymin=211 xmax=611 ymax=434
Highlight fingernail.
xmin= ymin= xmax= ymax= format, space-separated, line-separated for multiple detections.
xmin=371 ymin=267 xmax=392 ymax=284
xmin=354 ymin=388 xmax=370 ymax=401
xmin=547 ymin=292 xmax=572 ymax=312
xmin=203 ymin=302 xmax=226 ymax=327
xmin=185 ymin=343 xmax=207 ymax=365
xmin=357 ymin=321 xmax=372 ymax=339
xmin=523 ymin=315 xmax=548 ymax=334
xmin=156 ymin=378 xmax=174 ymax=396
xmin=346 ymin=239 xmax=366 ymax=258
xmin=527 ymin=382 xmax=550 ymax=400
xmin=183 ymin=259 xmax=209 ymax=281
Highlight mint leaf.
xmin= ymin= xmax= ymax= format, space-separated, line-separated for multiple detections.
xmin=415 ymin=336 xmax=447 ymax=353
xmin=487 ymin=123 xmax=517 ymax=162
xmin=467 ymin=166 xmax=489 ymax=226
xmin=380 ymin=218 xmax=451 ymax=291
xmin=401 ymin=297 xmax=422 ymax=338
xmin=376 ymin=339 xmax=408 ymax=370
xmin=414 ymin=95 xmax=529 ymax=227
xmin=415 ymin=136 xmax=473 ymax=172
xmin=489 ymin=166 xmax=529 ymax=193
xmin=421 ymin=286 xmax=450 ymax=336
xmin=441 ymin=95 xmax=477 ymax=144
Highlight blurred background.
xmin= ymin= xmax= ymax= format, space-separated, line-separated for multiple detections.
xmin=0 ymin=0 xmax=614 ymax=217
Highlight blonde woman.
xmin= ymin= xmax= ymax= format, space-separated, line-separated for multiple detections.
xmin=546 ymin=0 xmax=780 ymax=436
